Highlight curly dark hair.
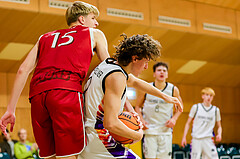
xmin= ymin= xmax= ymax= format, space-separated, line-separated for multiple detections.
xmin=113 ymin=34 xmax=162 ymax=66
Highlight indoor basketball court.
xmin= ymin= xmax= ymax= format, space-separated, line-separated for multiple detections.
xmin=0 ymin=0 xmax=240 ymax=159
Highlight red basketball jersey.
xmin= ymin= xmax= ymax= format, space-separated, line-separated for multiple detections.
xmin=30 ymin=25 xmax=94 ymax=98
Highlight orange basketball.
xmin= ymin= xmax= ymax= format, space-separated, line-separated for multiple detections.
xmin=110 ymin=111 xmax=140 ymax=144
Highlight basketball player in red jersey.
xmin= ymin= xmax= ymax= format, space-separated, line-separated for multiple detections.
xmin=0 ymin=1 xmax=109 ymax=159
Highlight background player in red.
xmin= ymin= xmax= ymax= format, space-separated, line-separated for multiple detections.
xmin=0 ymin=1 xmax=109 ymax=159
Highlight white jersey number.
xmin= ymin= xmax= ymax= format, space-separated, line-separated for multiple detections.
xmin=51 ymin=31 xmax=77 ymax=48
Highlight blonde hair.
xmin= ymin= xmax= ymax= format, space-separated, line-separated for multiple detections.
xmin=201 ymin=87 xmax=215 ymax=96
xmin=65 ymin=1 xmax=99 ymax=26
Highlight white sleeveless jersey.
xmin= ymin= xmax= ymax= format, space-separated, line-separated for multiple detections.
xmin=81 ymin=58 xmax=140 ymax=158
xmin=84 ymin=58 xmax=128 ymax=130
xmin=142 ymin=82 xmax=174 ymax=135
xmin=190 ymin=103 xmax=219 ymax=139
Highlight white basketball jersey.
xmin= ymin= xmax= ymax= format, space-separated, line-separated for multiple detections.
xmin=84 ymin=58 xmax=128 ymax=130
xmin=142 ymin=82 xmax=174 ymax=135
xmin=190 ymin=103 xmax=219 ymax=139
xmin=81 ymin=58 xmax=140 ymax=158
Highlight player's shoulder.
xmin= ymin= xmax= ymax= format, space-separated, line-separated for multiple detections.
xmin=92 ymin=28 xmax=105 ymax=36
xmin=191 ymin=103 xmax=199 ymax=109
xmin=92 ymin=28 xmax=102 ymax=33
xmin=167 ymin=82 xmax=175 ymax=89
xmin=213 ymin=105 xmax=220 ymax=111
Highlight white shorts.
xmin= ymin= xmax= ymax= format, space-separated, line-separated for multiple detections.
xmin=143 ymin=134 xmax=172 ymax=159
xmin=191 ymin=137 xmax=219 ymax=159
xmin=80 ymin=128 xmax=140 ymax=159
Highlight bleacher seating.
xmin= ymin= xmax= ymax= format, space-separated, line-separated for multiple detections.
xmin=172 ymin=143 xmax=189 ymax=159
xmin=220 ymin=155 xmax=231 ymax=159
xmin=217 ymin=143 xmax=240 ymax=159
xmin=172 ymin=143 xmax=240 ymax=159
xmin=173 ymin=151 xmax=185 ymax=159
xmin=182 ymin=143 xmax=191 ymax=159
xmin=232 ymin=155 xmax=240 ymax=159
xmin=217 ymin=143 xmax=228 ymax=156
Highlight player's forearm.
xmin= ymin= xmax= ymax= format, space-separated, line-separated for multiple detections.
xmin=172 ymin=111 xmax=182 ymax=121
xmin=104 ymin=118 xmax=142 ymax=141
xmin=129 ymin=76 xmax=169 ymax=101
xmin=182 ymin=124 xmax=190 ymax=139
xmin=217 ymin=126 xmax=222 ymax=137
xmin=7 ymin=69 xmax=31 ymax=113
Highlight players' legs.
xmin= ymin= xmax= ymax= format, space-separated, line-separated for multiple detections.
xmin=46 ymin=90 xmax=86 ymax=158
xmin=31 ymin=92 xmax=56 ymax=158
xmin=32 ymin=90 xmax=86 ymax=158
xmin=156 ymin=135 xmax=172 ymax=159
xmin=143 ymin=134 xmax=158 ymax=159
xmin=201 ymin=138 xmax=219 ymax=159
xmin=191 ymin=138 xmax=202 ymax=159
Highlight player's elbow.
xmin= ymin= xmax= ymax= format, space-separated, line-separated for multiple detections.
xmin=18 ymin=64 xmax=33 ymax=75
xmin=17 ymin=66 xmax=30 ymax=76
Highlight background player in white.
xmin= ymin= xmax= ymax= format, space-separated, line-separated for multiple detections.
xmin=135 ymin=62 xmax=183 ymax=159
xmin=80 ymin=34 xmax=183 ymax=158
xmin=181 ymin=87 xmax=222 ymax=159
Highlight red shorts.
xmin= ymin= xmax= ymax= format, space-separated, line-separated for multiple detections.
xmin=30 ymin=89 xmax=86 ymax=158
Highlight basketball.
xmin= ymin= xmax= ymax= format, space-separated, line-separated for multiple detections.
xmin=110 ymin=111 xmax=140 ymax=144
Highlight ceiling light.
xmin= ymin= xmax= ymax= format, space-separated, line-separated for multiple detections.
xmin=177 ymin=60 xmax=207 ymax=74
xmin=0 ymin=43 xmax=34 ymax=60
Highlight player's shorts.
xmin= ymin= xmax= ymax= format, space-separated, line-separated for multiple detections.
xmin=191 ymin=137 xmax=218 ymax=159
xmin=30 ymin=89 xmax=86 ymax=158
xmin=80 ymin=127 xmax=140 ymax=159
xmin=143 ymin=134 xmax=172 ymax=159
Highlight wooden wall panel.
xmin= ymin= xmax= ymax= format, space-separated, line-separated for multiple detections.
xmin=188 ymin=0 xmax=240 ymax=11
xmin=0 ymin=9 xmax=38 ymax=43
xmin=237 ymin=11 xmax=240 ymax=39
xmin=40 ymin=0 xmax=97 ymax=15
xmin=98 ymin=0 xmax=150 ymax=25
xmin=196 ymin=3 xmax=237 ymax=38
xmin=6 ymin=73 xmax=31 ymax=108
xmin=150 ymin=0 xmax=196 ymax=32
xmin=0 ymin=0 xmax=38 ymax=12
xmin=13 ymin=108 xmax=34 ymax=142
xmin=0 ymin=73 xmax=7 ymax=107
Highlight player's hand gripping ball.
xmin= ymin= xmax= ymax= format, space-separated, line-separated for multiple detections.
xmin=110 ymin=112 xmax=140 ymax=144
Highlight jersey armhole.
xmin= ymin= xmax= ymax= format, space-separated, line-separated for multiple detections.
xmin=193 ymin=104 xmax=199 ymax=118
xmin=172 ymin=85 xmax=174 ymax=97
xmin=215 ymin=107 xmax=217 ymax=122
xmin=102 ymin=70 xmax=127 ymax=94
xmin=89 ymin=28 xmax=94 ymax=56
